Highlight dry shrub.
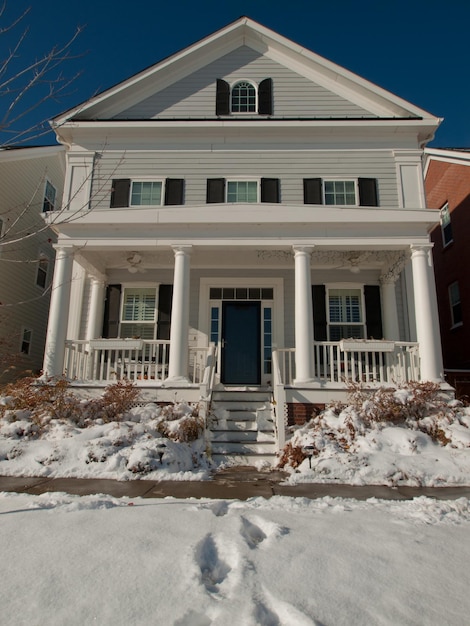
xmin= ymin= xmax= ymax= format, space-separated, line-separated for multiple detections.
xmin=278 ymin=441 xmax=308 ymax=469
xmin=0 ymin=377 xmax=139 ymax=430
xmin=157 ymin=403 xmax=204 ymax=442
xmin=159 ymin=414 xmax=204 ymax=443
xmin=88 ymin=380 xmax=140 ymax=423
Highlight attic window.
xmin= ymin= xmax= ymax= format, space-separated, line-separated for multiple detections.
xmin=216 ymin=78 xmax=272 ymax=115
xmin=231 ymin=81 xmax=256 ymax=113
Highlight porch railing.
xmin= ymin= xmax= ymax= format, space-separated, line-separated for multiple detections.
xmin=275 ymin=341 xmax=420 ymax=386
xmin=64 ymin=339 xmax=213 ymax=384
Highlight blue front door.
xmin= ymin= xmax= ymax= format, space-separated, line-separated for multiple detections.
xmin=221 ymin=302 xmax=261 ymax=385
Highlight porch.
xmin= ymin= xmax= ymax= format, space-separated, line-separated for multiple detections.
xmin=63 ymin=338 xmax=420 ymax=389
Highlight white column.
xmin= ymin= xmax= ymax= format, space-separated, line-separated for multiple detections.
xmin=380 ymin=277 xmax=400 ymax=340
xmin=43 ymin=246 xmax=75 ymax=377
xmin=167 ymin=245 xmax=192 ymax=382
xmin=85 ymin=277 xmax=106 ymax=341
xmin=293 ymin=246 xmax=315 ymax=383
xmin=410 ymin=244 xmax=444 ymax=381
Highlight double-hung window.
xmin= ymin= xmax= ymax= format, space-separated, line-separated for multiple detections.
xmin=227 ymin=181 xmax=259 ymax=203
xmin=21 ymin=329 xmax=32 ymax=355
xmin=449 ymin=282 xmax=462 ymax=327
xmin=440 ymin=203 xmax=453 ymax=247
xmin=36 ymin=253 xmax=49 ymax=289
xmin=130 ymin=181 xmax=163 ymax=206
xmin=324 ymin=180 xmax=357 ymax=205
xmin=120 ymin=287 xmax=157 ymax=340
xmin=43 ymin=180 xmax=57 ymax=212
xmin=328 ymin=288 xmax=364 ymax=340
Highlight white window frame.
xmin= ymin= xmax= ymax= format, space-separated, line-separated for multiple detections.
xmin=230 ymin=80 xmax=258 ymax=114
xmin=20 ymin=328 xmax=32 ymax=355
xmin=440 ymin=203 xmax=453 ymax=247
xmin=129 ymin=179 xmax=164 ymax=207
xmin=326 ymin=284 xmax=365 ymax=341
xmin=226 ymin=179 xmax=260 ymax=203
xmin=35 ymin=252 xmax=50 ymax=289
xmin=323 ymin=179 xmax=359 ymax=206
xmin=43 ymin=179 xmax=57 ymax=213
xmin=119 ymin=284 xmax=158 ymax=339
xmin=448 ymin=281 xmax=462 ymax=328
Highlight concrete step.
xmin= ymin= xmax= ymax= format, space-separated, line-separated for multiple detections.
xmin=211 ymin=420 xmax=272 ymax=432
xmin=210 ymin=430 xmax=276 ymax=443
xmin=211 ymin=441 xmax=277 ymax=455
xmin=210 ymin=453 xmax=277 ymax=467
xmin=212 ymin=390 xmax=271 ymax=403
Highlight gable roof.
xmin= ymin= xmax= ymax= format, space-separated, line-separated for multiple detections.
xmin=53 ymin=16 xmax=440 ymax=126
xmin=424 ymin=147 xmax=470 ymax=177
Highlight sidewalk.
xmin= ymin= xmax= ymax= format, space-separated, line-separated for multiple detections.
xmin=1 ymin=468 xmax=470 ymax=501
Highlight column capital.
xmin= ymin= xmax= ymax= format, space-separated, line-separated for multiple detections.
xmin=410 ymin=243 xmax=433 ymax=256
xmin=171 ymin=244 xmax=193 ymax=256
xmin=292 ymin=245 xmax=315 ymax=256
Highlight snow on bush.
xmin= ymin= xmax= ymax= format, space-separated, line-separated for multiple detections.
xmin=279 ymin=382 xmax=470 ymax=486
xmin=0 ymin=377 xmax=210 ymax=479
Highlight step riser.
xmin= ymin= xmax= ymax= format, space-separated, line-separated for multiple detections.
xmin=209 ymin=392 xmax=276 ymax=465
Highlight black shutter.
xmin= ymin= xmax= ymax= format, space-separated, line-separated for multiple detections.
xmin=358 ymin=178 xmax=378 ymax=206
xmin=303 ymin=178 xmax=323 ymax=204
xmin=110 ymin=179 xmax=130 ymax=208
xmin=312 ymin=285 xmax=328 ymax=341
xmin=261 ymin=178 xmax=280 ymax=203
xmin=206 ymin=178 xmax=225 ymax=203
xmin=258 ymin=78 xmax=273 ymax=115
xmin=157 ymin=285 xmax=173 ymax=340
xmin=216 ymin=79 xmax=230 ymax=115
xmin=164 ymin=179 xmax=184 ymax=205
xmin=102 ymin=284 xmax=122 ymax=338
xmin=364 ymin=285 xmax=383 ymax=339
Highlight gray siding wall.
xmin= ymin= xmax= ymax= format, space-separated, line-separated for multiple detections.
xmin=92 ymin=149 xmax=398 ymax=208
xmin=114 ymin=46 xmax=372 ymax=120
xmin=0 ymin=153 xmax=64 ymax=379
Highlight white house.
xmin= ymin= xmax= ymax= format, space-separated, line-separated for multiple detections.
xmin=0 ymin=145 xmax=65 ymax=382
xmin=41 ymin=18 xmax=444 ymax=461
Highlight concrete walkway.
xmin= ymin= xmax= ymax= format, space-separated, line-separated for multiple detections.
xmin=1 ymin=468 xmax=470 ymax=501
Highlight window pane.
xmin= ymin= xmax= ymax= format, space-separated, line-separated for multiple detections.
xmin=122 ymin=289 xmax=156 ymax=322
xmin=227 ymin=181 xmax=258 ymax=203
xmin=231 ymin=81 xmax=256 ymax=113
xmin=324 ymin=180 xmax=356 ymax=205
xmin=131 ymin=182 xmax=162 ymax=206
xmin=210 ymin=288 xmax=222 ymax=299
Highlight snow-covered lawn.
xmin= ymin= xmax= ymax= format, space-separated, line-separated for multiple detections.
xmin=1 ymin=490 xmax=469 ymax=625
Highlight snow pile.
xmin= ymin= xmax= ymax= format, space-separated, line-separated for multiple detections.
xmin=0 ymin=395 xmax=210 ymax=481
xmin=0 ymin=491 xmax=469 ymax=625
xmin=282 ymin=383 xmax=470 ymax=486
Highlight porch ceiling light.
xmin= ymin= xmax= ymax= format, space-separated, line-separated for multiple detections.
xmin=126 ymin=252 xmax=144 ymax=273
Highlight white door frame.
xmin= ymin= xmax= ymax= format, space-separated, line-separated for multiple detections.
xmin=199 ymin=277 xmax=284 ymax=385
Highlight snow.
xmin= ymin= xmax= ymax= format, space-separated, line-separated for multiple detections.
xmin=0 ymin=490 xmax=469 ymax=625
xmin=1 ymin=386 xmax=470 ymax=623
xmin=0 ymin=390 xmax=469 ymax=486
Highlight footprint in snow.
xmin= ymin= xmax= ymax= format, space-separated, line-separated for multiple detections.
xmin=240 ymin=515 xmax=289 ymax=549
xmin=195 ymin=534 xmax=231 ymax=595
xmin=174 ymin=609 xmax=212 ymax=626
xmin=198 ymin=501 xmax=229 ymax=517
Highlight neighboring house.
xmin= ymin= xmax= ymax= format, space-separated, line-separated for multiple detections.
xmin=424 ymin=148 xmax=470 ymax=396
xmin=41 ymin=17 xmax=445 ymax=462
xmin=0 ymin=145 xmax=65 ymax=383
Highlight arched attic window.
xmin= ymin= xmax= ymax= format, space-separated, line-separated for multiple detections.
xmin=231 ymin=81 xmax=256 ymax=113
xmin=216 ymin=78 xmax=273 ymax=115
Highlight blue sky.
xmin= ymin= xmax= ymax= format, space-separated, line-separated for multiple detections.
xmin=2 ymin=0 xmax=469 ymax=146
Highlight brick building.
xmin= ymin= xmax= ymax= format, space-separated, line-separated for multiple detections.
xmin=424 ymin=148 xmax=470 ymax=396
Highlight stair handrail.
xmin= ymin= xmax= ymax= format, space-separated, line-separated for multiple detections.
xmin=271 ymin=349 xmax=286 ymax=452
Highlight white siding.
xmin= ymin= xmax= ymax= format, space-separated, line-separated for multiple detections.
xmin=114 ymin=46 xmax=373 ymax=120
xmin=91 ymin=149 xmax=398 ymax=209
